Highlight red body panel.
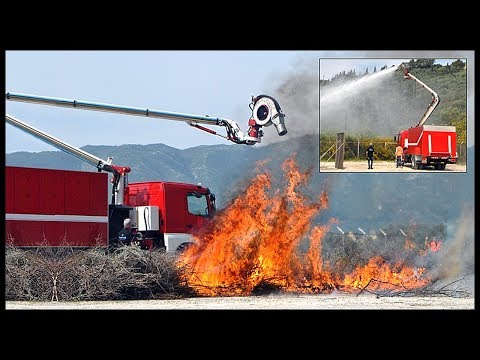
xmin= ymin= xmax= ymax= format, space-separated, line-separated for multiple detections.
xmin=164 ymin=184 xmax=189 ymax=233
xmin=398 ymin=125 xmax=457 ymax=163
xmin=39 ymin=169 xmax=65 ymax=214
xmin=5 ymin=166 xmax=109 ymax=247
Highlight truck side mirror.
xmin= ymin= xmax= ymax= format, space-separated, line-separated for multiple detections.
xmin=393 ymin=135 xmax=397 ymax=142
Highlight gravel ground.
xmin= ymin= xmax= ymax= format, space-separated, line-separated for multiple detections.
xmin=5 ymin=293 xmax=474 ymax=310
xmin=319 ymin=160 xmax=466 ymax=173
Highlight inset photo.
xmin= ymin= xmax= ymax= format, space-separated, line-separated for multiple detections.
xmin=319 ymin=57 xmax=467 ymax=173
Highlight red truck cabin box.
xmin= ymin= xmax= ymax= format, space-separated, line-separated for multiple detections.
xmin=125 ymin=181 xmax=211 ymax=234
xmin=5 ymin=166 xmax=109 ymax=247
xmin=406 ymin=125 xmax=457 ymax=160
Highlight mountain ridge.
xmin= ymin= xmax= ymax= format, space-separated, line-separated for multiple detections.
xmin=6 ymin=135 xmax=474 ymax=229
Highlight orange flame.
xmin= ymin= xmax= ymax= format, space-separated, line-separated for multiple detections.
xmin=340 ymin=256 xmax=429 ymax=292
xmin=404 ymin=238 xmax=416 ymax=250
xmin=178 ymin=156 xmax=431 ymax=296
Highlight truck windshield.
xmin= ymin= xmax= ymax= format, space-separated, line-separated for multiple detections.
xmin=187 ymin=192 xmax=209 ymax=216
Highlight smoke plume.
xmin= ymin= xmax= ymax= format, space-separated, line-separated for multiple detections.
xmin=262 ymin=60 xmax=418 ymax=148
xmin=265 ymin=73 xmax=319 ymax=145
xmin=319 ymin=66 xmax=409 ymax=135
xmin=432 ymin=204 xmax=475 ymax=291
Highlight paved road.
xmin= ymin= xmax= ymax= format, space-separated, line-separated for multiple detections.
xmin=5 ymin=293 xmax=474 ymax=310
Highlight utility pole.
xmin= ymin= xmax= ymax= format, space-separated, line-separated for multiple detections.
xmin=335 ymin=132 xmax=345 ymax=169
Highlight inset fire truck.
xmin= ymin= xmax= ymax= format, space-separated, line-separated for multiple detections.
xmin=394 ymin=65 xmax=457 ymax=170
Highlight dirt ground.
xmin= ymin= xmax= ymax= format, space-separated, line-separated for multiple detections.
xmin=5 ymin=293 xmax=474 ymax=310
xmin=320 ymin=160 xmax=466 ymax=173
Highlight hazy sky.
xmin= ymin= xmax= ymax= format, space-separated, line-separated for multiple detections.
xmin=5 ymin=50 xmax=474 ymax=154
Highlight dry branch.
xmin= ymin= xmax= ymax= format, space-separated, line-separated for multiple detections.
xmin=356 ymin=276 xmax=471 ymax=298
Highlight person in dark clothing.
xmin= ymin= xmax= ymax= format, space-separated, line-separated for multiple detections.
xmin=365 ymin=142 xmax=375 ymax=169
xmin=118 ymin=218 xmax=135 ymax=246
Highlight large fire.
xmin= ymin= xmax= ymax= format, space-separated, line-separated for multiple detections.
xmin=178 ymin=156 xmax=430 ymax=296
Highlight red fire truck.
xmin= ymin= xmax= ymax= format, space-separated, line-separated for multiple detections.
xmin=394 ymin=66 xmax=457 ymax=170
xmin=5 ymin=92 xmax=287 ymax=251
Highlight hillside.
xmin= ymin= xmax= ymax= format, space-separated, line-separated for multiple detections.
xmin=6 ymin=134 xmax=474 ymax=230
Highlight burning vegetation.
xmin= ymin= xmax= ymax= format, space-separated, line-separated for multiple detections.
xmin=5 ymin=156 xmax=471 ymax=302
xmin=177 ymin=156 xmax=434 ymax=297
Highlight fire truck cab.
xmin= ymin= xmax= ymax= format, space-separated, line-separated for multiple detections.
xmin=124 ymin=181 xmax=216 ymax=252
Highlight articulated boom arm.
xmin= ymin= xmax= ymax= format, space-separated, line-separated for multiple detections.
xmin=6 ymin=91 xmax=287 ymax=205
xmin=402 ymin=65 xmax=440 ymax=127
xmin=6 ymin=92 xmax=287 ymax=145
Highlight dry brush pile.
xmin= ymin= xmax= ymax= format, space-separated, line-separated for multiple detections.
xmin=5 ymin=244 xmax=195 ymax=301
xmin=5 ymin=225 xmax=473 ymax=301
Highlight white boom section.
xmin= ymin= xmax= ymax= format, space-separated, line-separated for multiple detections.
xmin=6 ymin=114 xmax=110 ymax=169
xmin=403 ymin=70 xmax=440 ymax=127
xmin=6 ymin=113 xmax=130 ymax=205
xmin=5 ymin=91 xmax=255 ymax=144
